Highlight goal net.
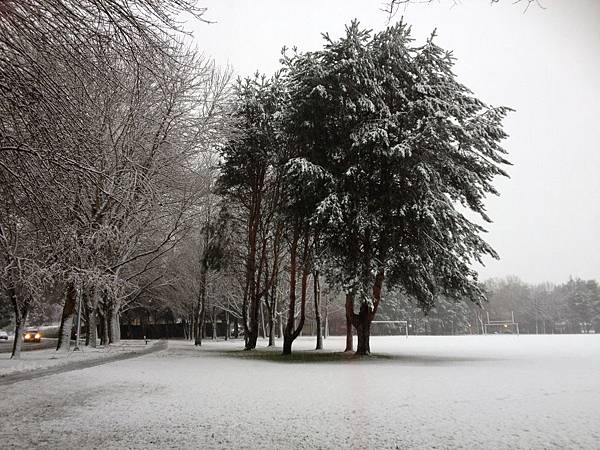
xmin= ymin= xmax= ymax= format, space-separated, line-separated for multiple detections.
xmin=483 ymin=311 xmax=520 ymax=335
xmin=483 ymin=322 xmax=520 ymax=335
xmin=371 ymin=320 xmax=409 ymax=338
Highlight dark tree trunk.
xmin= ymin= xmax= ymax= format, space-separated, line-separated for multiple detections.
xmin=100 ymin=306 xmax=109 ymax=345
xmin=245 ymin=285 xmax=260 ymax=350
xmin=83 ymin=300 xmax=90 ymax=346
xmin=323 ymin=290 xmax=329 ymax=339
xmin=191 ymin=302 xmax=198 ymax=341
xmin=212 ymin=306 xmax=217 ymax=340
xmin=57 ymin=282 xmax=77 ymax=352
xmin=11 ymin=318 xmax=25 ymax=359
xmin=259 ymin=302 xmax=266 ymax=339
xmin=195 ymin=267 xmax=207 ymax=346
xmin=265 ymin=282 xmax=276 ymax=347
xmin=354 ymin=270 xmax=385 ymax=356
xmin=108 ymin=305 xmax=120 ymax=344
xmin=282 ymin=335 xmax=293 ymax=355
xmin=313 ymin=270 xmax=323 ymax=350
xmin=283 ymin=229 xmax=299 ymax=356
xmin=85 ymin=287 xmax=100 ymax=348
xmin=245 ymin=321 xmax=258 ymax=349
xmin=344 ymin=292 xmax=354 ymax=352
xmin=225 ymin=311 xmax=229 ymax=341
xmin=243 ymin=215 xmax=259 ymax=350
xmin=283 ymin=229 xmax=309 ymax=355
xmin=233 ymin=317 xmax=239 ymax=338
xmin=355 ymin=302 xmax=371 ymax=356
xmin=87 ymin=307 xmax=98 ymax=347
xmin=9 ymin=287 xmax=28 ymax=360
xmin=268 ymin=316 xmax=275 ymax=346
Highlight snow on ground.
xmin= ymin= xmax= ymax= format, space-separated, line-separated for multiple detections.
xmin=0 ymin=340 xmax=160 ymax=377
xmin=1 ymin=334 xmax=599 ymax=449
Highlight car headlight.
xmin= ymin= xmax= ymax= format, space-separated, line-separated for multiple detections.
xmin=25 ymin=333 xmax=31 ymax=339
xmin=35 ymin=333 xmax=41 ymax=339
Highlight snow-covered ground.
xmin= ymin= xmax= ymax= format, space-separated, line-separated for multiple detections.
xmin=0 ymin=340 xmax=160 ymax=377
xmin=1 ymin=335 xmax=599 ymax=449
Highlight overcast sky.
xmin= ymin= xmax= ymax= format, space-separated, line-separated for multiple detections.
xmin=187 ymin=0 xmax=600 ymax=285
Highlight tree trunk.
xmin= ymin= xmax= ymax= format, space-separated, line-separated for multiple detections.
xmin=282 ymin=335 xmax=293 ymax=355
xmin=11 ymin=318 xmax=25 ymax=360
xmin=191 ymin=302 xmax=198 ymax=341
xmin=282 ymin=229 xmax=299 ymax=356
xmin=85 ymin=287 xmax=100 ymax=348
xmin=313 ymin=270 xmax=323 ymax=350
xmin=109 ymin=305 xmax=120 ymax=344
xmin=233 ymin=317 xmax=239 ymax=338
xmin=57 ymin=282 xmax=77 ymax=352
xmin=265 ymin=285 xmax=276 ymax=347
xmin=354 ymin=270 xmax=384 ymax=356
xmin=212 ymin=306 xmax=217 ymax=340
xmin=245 ymin=320 xmax=258 ymax=349
xmin=283 ymin=229 xmax=309 ymax=355
xmin=225 ymin=311 xmax=229 ymax=341
xmin=268 ymin=312 xmax=275 ymax=346
xmin=324 ymin=289 xmax=329 ymax=339
xmin=245 ymin=291 xmax=259 ymax=349
xmin=259 ymin=302 xmax=266 ymax=339
xmin=195 ymin=267 xmax=207 ymax=346
xmin=86 ymin=306 xmax=98 ymax=348
xmin=199 ymin=298 xmax=207 ymax=343
xmin=356 ymin=302 xmax=371 ymax=356
xmin=278 ymin=314 xmax=283 ymax=339
xmin=100 ymin=306 xmax=109 ymax=345
xmin=344 ymin=292 xmax=354 ymax=352
xmin=9 ymin=287 xmax=28 ymax=360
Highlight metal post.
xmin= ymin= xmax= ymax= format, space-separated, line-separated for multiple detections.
xmin=73 ymin=283 xmax=82 ymax=351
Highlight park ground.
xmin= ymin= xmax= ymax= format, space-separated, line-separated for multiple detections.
xmin=1 ymin=334 xmax=599 ymax=449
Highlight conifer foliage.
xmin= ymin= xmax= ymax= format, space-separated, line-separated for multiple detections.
xmin=282 ymin=21 xmax=511 ymax=354
xmin=221 ymin=21 xmax=510 ymax=355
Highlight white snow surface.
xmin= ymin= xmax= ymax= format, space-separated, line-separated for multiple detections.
xmin=0 ymin=340 xmax=160 ymax=376
xmin=1 ymin=334 xmax=599 ymax=449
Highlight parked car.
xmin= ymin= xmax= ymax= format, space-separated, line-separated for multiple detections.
xmin=23 ymin=328 xmax=42 ymax=343
xmin=0 ymin=330 xmax=8 ymax=340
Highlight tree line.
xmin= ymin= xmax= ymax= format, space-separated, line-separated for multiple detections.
xmin=162 ymin=20 xmax=512 ymax=355
xmin=2 ymin=2 xmax=515 ymax=358
xmin=0 ymin=0 xmax=231 ymax=358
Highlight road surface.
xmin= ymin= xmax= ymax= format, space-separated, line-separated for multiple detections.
xmin=0 ymin=338 xmax=57 ymax=353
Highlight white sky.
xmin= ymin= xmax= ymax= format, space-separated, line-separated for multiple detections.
xmin=186 ymin=0 xmax=600 ymax=284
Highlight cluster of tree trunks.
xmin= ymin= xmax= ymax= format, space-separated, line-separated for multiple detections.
xmin=345 ymin=271 xmax=385 ymax=356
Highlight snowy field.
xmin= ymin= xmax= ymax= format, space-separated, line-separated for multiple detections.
xmin=1 ymin=335 xmax=599 ymax=449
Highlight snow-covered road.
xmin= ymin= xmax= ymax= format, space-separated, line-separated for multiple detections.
xmin=1 ymin=335 xmax=599 ymax=449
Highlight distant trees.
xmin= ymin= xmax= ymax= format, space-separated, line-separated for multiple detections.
xmin=485 ymin=277 xmax=600 ymax=334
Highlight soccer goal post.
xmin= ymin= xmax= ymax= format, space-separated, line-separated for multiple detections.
xmin=371 ymin=320 xmax=409 ymax=338
xmin=483 ymin=311 xmax=520 ymax=335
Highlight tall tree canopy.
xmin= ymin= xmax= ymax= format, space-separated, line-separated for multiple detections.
xmin=283 ymin=21 xmax=511 ymax=354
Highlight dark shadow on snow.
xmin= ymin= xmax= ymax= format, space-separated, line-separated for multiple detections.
xmin=190 ymin=343 xmax=501 ymax=366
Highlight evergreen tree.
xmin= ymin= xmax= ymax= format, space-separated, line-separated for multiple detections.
xmin=284 ymin=21 xmax=511 ymax=354
xmin=218 ymin=74 xmax=287 ymax=350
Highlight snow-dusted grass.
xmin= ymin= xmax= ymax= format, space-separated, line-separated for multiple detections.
xmin=1 ymin=335 xmax=599 ymax=449
xmin=0 ymin=340 xmax=160 ymax=377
